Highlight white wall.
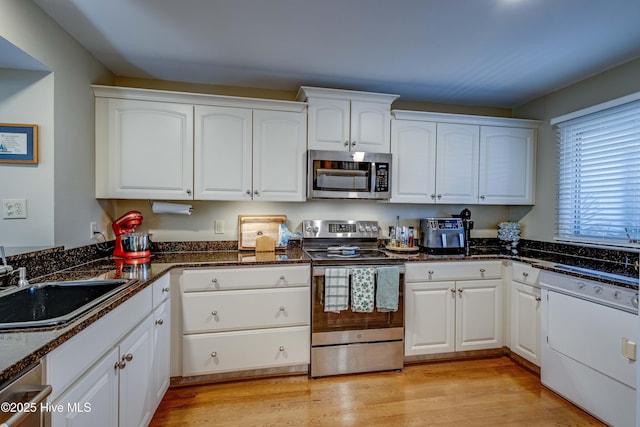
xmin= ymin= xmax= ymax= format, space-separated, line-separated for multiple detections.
xmin=513 ymin=57 xmax=640 ymax=243
xmin=0 ymin=0 xmax=114 ymax=254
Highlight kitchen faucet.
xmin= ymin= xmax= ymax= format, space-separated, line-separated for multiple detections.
xmin=0 ymin=246 xmax=13 ymax=275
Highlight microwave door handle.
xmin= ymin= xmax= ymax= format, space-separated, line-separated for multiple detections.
xmin=441 ymin=233 xmax=447 ymax=248
xmin=458 ymin=233 xmax=464 ymax=246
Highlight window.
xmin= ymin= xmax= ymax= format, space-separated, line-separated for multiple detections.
xmin=552 ymin=95 xmax=640 ymax=247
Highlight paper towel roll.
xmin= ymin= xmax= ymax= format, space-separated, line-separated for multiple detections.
xmin=151 ymin=202 xmax=193 ymax=215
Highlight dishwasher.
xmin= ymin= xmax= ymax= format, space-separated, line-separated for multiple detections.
xmin=0 ymin=363 xmax=52 ymax=427
xmin=540 ymin=269 xmax=639 ymax=427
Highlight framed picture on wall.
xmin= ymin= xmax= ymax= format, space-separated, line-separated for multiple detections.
xmin=0 ymin=123 xmax=38 ymax=164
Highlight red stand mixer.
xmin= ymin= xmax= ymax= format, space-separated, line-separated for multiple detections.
xmin=112 ymin=211 xmax=151 ymax=261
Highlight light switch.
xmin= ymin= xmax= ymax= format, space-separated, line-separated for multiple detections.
xmin=622 ymin=338 xmax=637 ymax=361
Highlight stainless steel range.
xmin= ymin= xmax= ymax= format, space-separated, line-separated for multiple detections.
xmin=303 ymin=220 xmax=405 ymax=377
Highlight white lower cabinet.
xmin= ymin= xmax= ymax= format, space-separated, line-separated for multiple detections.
xmin=46 ymin=273 xmax=171 ymax=427
xmin=405 ymin=262 xmax=503 ymax=356
xmin=509 ymin=262 xmax=541 ymax=366
xmin=180 ymin=265 xmax=310 ymax=377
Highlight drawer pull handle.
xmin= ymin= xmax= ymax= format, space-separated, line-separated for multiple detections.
xmin=212 ymin=310 xmax=218 ymax=316
xmin=479 ymin=268 xmax=486 ymax=273
xmin=522 ymin=272 xmax=529 ymax=277
xmin=279 ymin=306 xmax=286 ymax=311
xmin=155 ymin=319 xmax=164 ymax=325
xmin=211 ymin=351 xmax=217 ymax=358
xmin=279 ymin=346 xmax=285 ymax=352
xmin=162 ymin=287 xmax=170 ymax=292
xmin=428 ymin=270 xmax=434 ymax=275
xmin=280 ymin=275 xmax=285 ymax=280
xmin=211 ymin=278 xmax=218 ymax=284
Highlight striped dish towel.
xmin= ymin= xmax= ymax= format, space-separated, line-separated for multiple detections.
xmin=351 ymin=267 xmax=375 ymax=313
xmin=324 ymin=267 xmax=349 ymax=313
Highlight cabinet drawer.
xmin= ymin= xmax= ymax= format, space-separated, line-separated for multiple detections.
xmin=512 ymin=262 xmax=540 ymax=286
xmin=152 ymin=273 xmax=171 ymax=308
xmin=182 ymin=326 xmax=310 ymax=375
xmin=405 ymin=261 xmax=502 ymax=282
xmin=182 ymin=287 xmax=310 ymax=333
xmin=182 ymin=265 xmax=310 ymax=292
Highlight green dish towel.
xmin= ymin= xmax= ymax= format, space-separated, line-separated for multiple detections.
xmin=376 ymin=266 xmax=399 ymax=312
xmin=351 ymin=267 xmax=375 ymax=313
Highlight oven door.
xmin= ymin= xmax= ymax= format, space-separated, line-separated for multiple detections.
xmin=311 ymin=265 xmax=404 ymax=336
xmin=307 ymin=150 xmax=391 ymax=199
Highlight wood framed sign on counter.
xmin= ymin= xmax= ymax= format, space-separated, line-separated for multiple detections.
xmin=0 ymin=123 xmax=38 ymax=164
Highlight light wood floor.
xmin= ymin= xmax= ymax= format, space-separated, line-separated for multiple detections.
xmin=150 ymin=357 xmax=605 ymax=426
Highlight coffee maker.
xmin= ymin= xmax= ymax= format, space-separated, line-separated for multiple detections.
xmin=112 ymin=211 xmax=151 ymax=260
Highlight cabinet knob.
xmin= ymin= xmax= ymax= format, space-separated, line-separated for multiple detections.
xmin=437 ymin=194 xmax=442 ymax=199
xmin=212 ymin=310 xmax=218 ymax=316
xmin=279 ymin=306 xmax=286 ymax=311
xmin=430 ymin=194 xmax=436 ymax=200
xmin=246 ymin=190 xmax=251 ymax=195
xmin=522 ymin=272 xmax=529 ymax=277
xmin=155 ymin=318 xmax=164 ymax=325
xmin=535 ymin=297 xmax=542 ymax=302
xmin=122 ymin=353 xmax=133 ymax=362
xmin=280 ymin=275 xmax=285 ymax=280
xmin=480 ymin=195 xmax=486 ymax=199
xmin=344 ymin=141 xmax=349 ymax=146
xmin=162 ymin=287 xmax=170 ymax=293
xmin=450 ymin=288 xmax=456 ymax=293
xmin=254 ymin=190 xmax=259 ymax=196
xmin=186 ymin=189 xmax=192 ymax=196
xmin=211 ymin=278 xmax=218 ymax=284
xmin=480 ymin=268 xmax=486 ymax=273
xmin=351 ymin=141 xmax=357 ymax=147
xmin=428 ymin=270 xmax=434 ymax=275
xmin=115 ymin=361 xmax=127 ymax=370
xmin=458 ymin=288 xmax=464 ymax=293
xmin=211 ymin=351 xmax=217 ymax=358
xmin=279 ymin=346 xmax=285 ymax=352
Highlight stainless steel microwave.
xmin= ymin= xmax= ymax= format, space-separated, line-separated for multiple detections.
xmin=307 ymin=149 xmax=391 ymax=200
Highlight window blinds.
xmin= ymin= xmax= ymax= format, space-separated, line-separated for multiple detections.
xmin=555 ymin=98 xmax=640 ymax=247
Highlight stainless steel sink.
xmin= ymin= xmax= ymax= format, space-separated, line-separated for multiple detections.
xmin=0 ymin=279 xmax=135 ymax=330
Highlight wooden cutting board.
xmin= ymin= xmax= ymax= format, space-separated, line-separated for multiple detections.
xmin=238 ymin=215 xmax=286 ymax=250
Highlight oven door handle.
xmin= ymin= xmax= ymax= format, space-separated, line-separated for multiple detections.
xmin=312 ymin=265 xmax=405 ymax=277
xmin=2 ymin=384 xmax=52 ymax=426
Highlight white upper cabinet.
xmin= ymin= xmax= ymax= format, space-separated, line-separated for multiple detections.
xmin=479 ymin=126 xmax=536 ymax=204
xmin=390 ymin=120 xmax=437 ymax=203
xmin=436 ymin=123 xmax=480 ymax=204
xmin=94 ymin=86 xmax=306 ymax=201
xmin=95 ymin=97 xmax=194 ymax=200
xmin=194 ymin=106 xmax=252 ymax=200
xmin=391 ymin=110 xmax=540 ymax=205
xmin=298 ymin=86 xmax=398 ymax=153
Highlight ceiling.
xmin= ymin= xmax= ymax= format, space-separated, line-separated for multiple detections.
xmin=33 ymin=0 xmax=640 ymax=108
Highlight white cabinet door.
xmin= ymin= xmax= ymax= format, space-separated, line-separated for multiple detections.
xmin=96 ymin=98 xmax=194 ymax=199
xmin=307 ymin=97 xmax=351 ymax=151
xmin=456 ymin=279 xmax=502 ymax=351
xmin=390 ymin=120 xmax=437 ymax=203
xmin=253 ymin=109 xmax=307 ymax=201
xmin=350 ymin=101 xmax=392 ymax=153
xmin=436 ymin=123 xmax=479 ymax=204
xmin=194 ymin=105 xmax=252 ymax=200
xmin=405 ymin=281 xmax=455 ymax=355
xmin=510 ymin=281 xmax=541 ymax=366
xmin=479 ymin=126 xmax=535 ymax=204
xmin=118 ymin=316 xmax=154 ymax=427
xmin=50 ymin=348 xmax=119 ymax=427
xmin=151 ymin=299 xmax=171 ymax=410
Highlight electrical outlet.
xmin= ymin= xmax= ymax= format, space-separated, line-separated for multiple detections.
xmin=214 ymin=219 xmax=224 ymax=234
xmin=2 ymin=199 xmax=27 ymax=219
xmin=90 ymin=222 xmax=98 ymax=239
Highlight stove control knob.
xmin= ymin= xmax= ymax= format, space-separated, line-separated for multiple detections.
xmin=613 ymin=291 xmax=622 ymax=300
xmin=359 ymin=225 xmax=365 ymax=232
xmin=365 ymin=225 xmax=372 ymax=232
xmin=632 ymin=295 xmax=639 ymax=308
xmin=594 ymin=286 xmax=603 ymax=295
xmin=371 ymin=225 xmax=378 ymax=232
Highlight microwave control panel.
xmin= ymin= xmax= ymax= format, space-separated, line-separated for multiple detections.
xmin=375 ymin=163 xmax=389 ymax=192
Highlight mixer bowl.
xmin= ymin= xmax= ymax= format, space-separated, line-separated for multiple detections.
xmin=121 ymin=232 xmax=151 ymax=252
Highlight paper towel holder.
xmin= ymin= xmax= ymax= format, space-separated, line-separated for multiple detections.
xmin=149 ymin=200 xmax=194 ymax=215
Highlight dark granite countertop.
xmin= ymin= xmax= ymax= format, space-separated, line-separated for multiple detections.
xmin=0 ymin=249 xmax=310 ymax=386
